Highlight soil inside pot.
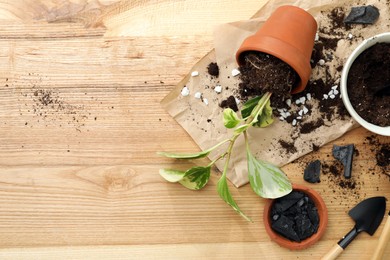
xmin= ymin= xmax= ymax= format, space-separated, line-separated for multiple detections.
xmin=270 ymin=191 xmax=320 ymax=242
xmin=347 ymin=42 xmax=390 ymax=127
xmin=238 ymin=52 xmax=299 ymax=108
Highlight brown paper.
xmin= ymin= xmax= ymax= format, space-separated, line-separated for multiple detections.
xmin=161 ymin=0 xmax=389 ymax=187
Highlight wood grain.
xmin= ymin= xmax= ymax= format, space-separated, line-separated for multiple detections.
xmin=0 ymin=0 xmax=389 ymax=259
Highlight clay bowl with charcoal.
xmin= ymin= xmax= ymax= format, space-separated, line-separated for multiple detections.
xmin=340 ymin=32 xmax=390 ymax=136
xmin=263 ymin=184 xmax=328 ymax=250
xmin=236 ymin=5 xmax=317 ymax=94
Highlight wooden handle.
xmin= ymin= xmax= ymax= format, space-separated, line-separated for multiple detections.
xmin=372 ymin=216 xmax=390 ymax=260
xmin=321 ymin=244 xmax=344 ymax=260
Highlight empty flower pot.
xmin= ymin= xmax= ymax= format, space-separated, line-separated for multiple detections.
xmin=340 ymin=32 xmax=390 ymax=136
xmin=236 ymin=5 xmax=317 ymax=94
xmin=263 ymin=184 xmax=328 ymax=250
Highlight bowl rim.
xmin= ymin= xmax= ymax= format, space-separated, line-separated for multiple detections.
xmin=263 ymin=184 xmax=328 ymax=250
xmin=340 ymin=32 xmax=390 ymax=136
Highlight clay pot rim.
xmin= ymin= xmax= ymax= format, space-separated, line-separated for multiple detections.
xmin=340 ymin=32 xmax=390 ymax=136
xmin=263 ymin=184 xmax=328 ymax=250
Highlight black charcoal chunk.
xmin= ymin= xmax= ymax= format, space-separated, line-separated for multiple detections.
xmin=308 ymin=207 xmax=320 ymax=232
xmin=304 ymin=160 xmax=321 ymax=183
xmin=297 ymin=198 xmax=305 ymax=207
xmin=271 ymin=215 xmax=301 ymax=242
xmin=295 ymin=215 xmax=315 ymax=240
xmin=344 ymin=6 xmax=380 ymax=25
xmin=333 ymin=144 xmax=354 ymax=179
xmin=273 ymin=191 xmax=304 ymax=213
xmin=270 ymin=192 xmax=320 ymax=242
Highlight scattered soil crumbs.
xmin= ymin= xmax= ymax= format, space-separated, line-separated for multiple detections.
xmin=16 ymin=74 xmax=97 ymax=132
xmin=238 ymin=51 xmax=299 ymax=108
xmin=320 ymin=159 xmax=362 ymax=201
xmin=279 ymin=140 xmax=297 ymax=154
xmin=364 ymin=135 xmax=390 ymax=178
xmin=300 ymin=118 xmax=325 ymax=134
xmin=220 ymin=95 xmax=238 ymax=112
xmin=347 ymin=42 xmax=390 ymax=126
xmin=207 ymin=62 xmax=220 ymax=77
xmin=376 ymin=144 xmax=390 ymax=167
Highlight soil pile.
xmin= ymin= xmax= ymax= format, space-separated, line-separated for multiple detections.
xmin=347 ymin=42 xmax=390 ymax=127
xmin=238 ymin=52 xmax=299 ymax=108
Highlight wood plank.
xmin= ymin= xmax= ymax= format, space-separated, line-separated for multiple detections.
xmin=0 ymin=241 xmax=388 ymax=260
xmin=0 ymin=0 xmax=389 ymax=259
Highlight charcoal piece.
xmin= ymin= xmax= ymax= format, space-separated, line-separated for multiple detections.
xmin=270 ymin=192 xmax=320 ymax=242
xmin=344 ymin=6 xmax=380 ymax=24
xmin=273 ymin=191 xmax=304 ymax=213
xmin=333 ymin=144 xmax=354 ymax=178
xmin=295 ymin=215 xmax=315 ymax=240
xmin=271 ymin=215 xmax=301 ymax=242
xmin=297 ymin=198 xmax=305 ymax=207
xmin=303 ymin=160 xmax=321 ymax=183
xmin=308 ymin=206 xmax=320 ymax=232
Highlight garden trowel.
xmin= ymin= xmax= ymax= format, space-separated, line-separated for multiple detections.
xmin=321 ymin=196 xmax=386 ymax=260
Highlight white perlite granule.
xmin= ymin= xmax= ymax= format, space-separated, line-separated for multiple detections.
xmin=231 ymin=68 xmax=240 ymax=77
xmin=181 ymin=86 xmax=190 ymax=96
xmin=214 ymin=85 xmax=222 ymax=93
xmin=191 ymin=71 xmax=199 ymax=77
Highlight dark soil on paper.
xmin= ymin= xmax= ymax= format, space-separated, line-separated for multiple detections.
xmin=279 ymin=140 xmax=297 ymax=154
xmin=238 ymin=52 xmax=299 ymax=108
xmin=207 ymin=62 xmax=220 ymax=77
xmin=347 ymin=42 xmax=390 ymax=127
xmin=220 ymin=95 xmax=238 ymax=112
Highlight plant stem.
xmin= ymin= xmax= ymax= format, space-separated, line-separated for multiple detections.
xmin=207 ymin=152 xmax=228 ymax=167
xmin=205 ymin=138 xmax=231 ymax=153
xmin=221 ymin=134 xmax=240 ymax=177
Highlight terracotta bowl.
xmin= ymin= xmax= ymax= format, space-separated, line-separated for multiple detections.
xmin=340 ymin=32 xmax=390 ymax=136
xmin=263 ymin=184 xmax=328 ymax=250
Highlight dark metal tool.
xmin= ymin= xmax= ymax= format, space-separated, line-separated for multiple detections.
xmin=321 ymin=196 xmax=386 ymax=260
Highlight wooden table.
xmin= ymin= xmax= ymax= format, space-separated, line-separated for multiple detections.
xmin=0 ymin=1 xmax=389 ymax=259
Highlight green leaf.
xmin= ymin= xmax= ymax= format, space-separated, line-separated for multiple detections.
xmin=223 ymin=108 xmax=241 ymax=129
xmin=241 ymin=96 xmax=261 ymax=119
xmin=217 ymin=175 xmax=252 ymax=221
xmin=157 ymin=150 xmax=211 ymax=159
xmin=246 ymin=149 xmax=292 ymax=199
xmin=179 ymin=166 xmax=211 ymax=190
xmin=159 ymin=169 xmax=186 ymax=182
xmin=253 ymin=99 xmax=274 ymax=128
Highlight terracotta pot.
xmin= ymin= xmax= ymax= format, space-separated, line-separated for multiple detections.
xmin=263 ymin=184 xmax=328 ymax=250
xmin=236 ymin=5 xmax=317 ymax=94
xmin=340 ymin=32 xmax=390 ymax=136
